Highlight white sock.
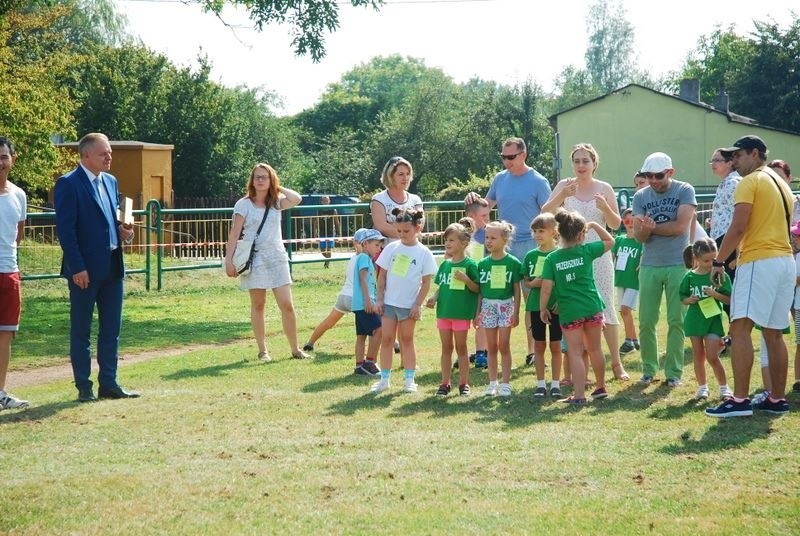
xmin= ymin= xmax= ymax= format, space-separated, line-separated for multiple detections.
xmin=537 ymin=380 xmax=546 ymax=388
xmin=551 ymin=380 xmax=560 ymax=389
xmin=698 ymin=384 xmax=708 ymax=390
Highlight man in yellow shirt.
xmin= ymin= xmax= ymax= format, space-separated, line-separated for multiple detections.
xmin=707 ymin=135 xmax=793 ymax=418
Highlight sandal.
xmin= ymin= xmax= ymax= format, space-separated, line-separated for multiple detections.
xmin=257 ymin=351 xmax=272 ymax=362
xmin=612 ymin=363 xmax=630 ymax=381
xmin=560 ymin=378 xmax=573 ymax=387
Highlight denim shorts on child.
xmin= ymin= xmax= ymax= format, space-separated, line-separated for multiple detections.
xmin=479 ymin=298 xmax=514 ymax=329
xmin=354 ymin=310 xmax=381 ymax=336
xmin=333 ymin=293 xmax=352 ymax=313
xmin=436 ymin=318 xmax=471 ymax=332
xmin=383 ymin=303 xmax=412 ymax=321
xmin=561 ymin=312 xmax=604 ymax=331
xmin=616 ymin=287 xmax=638 ymax=311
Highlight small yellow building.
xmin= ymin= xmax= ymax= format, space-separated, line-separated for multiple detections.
xmin=549 ymin=81 xmax=800 ymax=191
xmin=55 ymin=140 xmax=174 ymax=208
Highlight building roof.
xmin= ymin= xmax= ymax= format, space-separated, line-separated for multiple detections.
xmin=549 ymin=83 xmax=800 ymax=136
xmin=56 ymin=141 xmax=175 ymax=151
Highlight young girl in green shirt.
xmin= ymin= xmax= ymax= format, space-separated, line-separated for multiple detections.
xmin=426 ymin=219 xmax=480 ymax=397
xmin=476 ymin=221 xmax=522 ymax=397
xmin=540 ymin=209 xmax=613 ymax=404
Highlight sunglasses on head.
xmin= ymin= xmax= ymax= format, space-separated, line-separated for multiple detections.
xmin=499 ymin=152 xmax=522 ymax=161
xmin=644 ymin=171 xmax=668 ymax=180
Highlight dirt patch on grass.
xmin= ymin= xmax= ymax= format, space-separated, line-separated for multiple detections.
xmin=8 ymin=344 xmax=222 ymax=388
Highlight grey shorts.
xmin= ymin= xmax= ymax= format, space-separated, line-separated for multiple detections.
xmin=383 ymin=304 xmax=412 ymax=321
xmin=333 ymin=293 xmax=352 ymax=313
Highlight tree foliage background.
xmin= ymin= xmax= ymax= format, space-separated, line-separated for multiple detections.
xmin=1 ymin=0 xmax=798 ymax=204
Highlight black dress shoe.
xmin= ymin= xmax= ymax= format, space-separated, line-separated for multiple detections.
xmin=98 ymin=386 xmax=141 ymax=399
xmin=77 ymin=387 xmax=97 ymax=403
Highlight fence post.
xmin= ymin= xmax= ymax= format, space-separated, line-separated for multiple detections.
xmin=285 ymin=205 xmax=294 ymax=275
xmin=144 ymin=199 xmax=161 ymax=291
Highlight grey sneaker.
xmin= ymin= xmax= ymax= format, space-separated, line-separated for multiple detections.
xmin=639 ymin=375 xmax=654 ymax=385
xmin=666 ymin=378 xmax=682 ymax=388
xmin=0 ymin=392 xmax=29 ymax=410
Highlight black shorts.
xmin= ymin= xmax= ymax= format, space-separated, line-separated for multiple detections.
xmin=530 ymin=310 xmax=562 ymax=342
xmin=354 ymin=310 xmax=381 ymax=336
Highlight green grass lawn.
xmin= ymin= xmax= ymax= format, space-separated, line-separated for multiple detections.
xmin=2 ymin=264 xmax=799 ymax=534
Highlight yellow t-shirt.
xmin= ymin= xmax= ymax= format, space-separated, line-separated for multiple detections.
xmin=734 ymin=166 xmax=793 ymax=264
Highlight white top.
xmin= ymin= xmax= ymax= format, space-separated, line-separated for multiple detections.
xmin=233 ymin=197 xmax=288 ymax=266
xmin=340 ymin=254 xmax=358 ymax=297
xmin=371 ymin=189 xmax=423 ymax=224
xmin=376 ymin=240 xmax=437 ymax=308
xmin=0 ymin=181 xmax=27 ymax=273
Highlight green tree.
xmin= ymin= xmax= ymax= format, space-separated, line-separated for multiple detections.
xmin=585 ymin=0 xmax=636 ymax=92
xmin=199 ymin=0 xmax=383 ymax=61
xmin=0 ymin=7 xmax=77 ymax=199
xmin=680 ymin=16 xmax=800 ymax=132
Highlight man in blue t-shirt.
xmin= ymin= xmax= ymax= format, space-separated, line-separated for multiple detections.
xmin=465 ymin=136 xmax=552 ymax=361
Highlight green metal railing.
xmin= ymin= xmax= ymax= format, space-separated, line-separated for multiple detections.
xmin=19 ymin=194 xmax=719 ymax=290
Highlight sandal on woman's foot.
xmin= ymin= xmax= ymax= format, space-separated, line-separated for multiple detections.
xmin=612 ymin=363 xmax=630 ymax=381
xmin=258 ymin=351 xmax=272 ymax=362
xmin=560 ymin=378 xmax=573 ymax=387
xmin=291 ymin=350 xmax=310 ymax=359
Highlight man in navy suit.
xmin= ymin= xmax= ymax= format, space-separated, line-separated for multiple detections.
xmin=54 ymin=133 xmax=139 ymax=402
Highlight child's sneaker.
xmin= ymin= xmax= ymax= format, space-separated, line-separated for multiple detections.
xmin=436 ymin=384 xmax=451 ymax=397
xmin=560 ymin=396 xmax=587 ymax=405
xmin=533 ymin=386 xmax=547 ymax=398
xmin=619 ymin=339 xmax=635 ymax=355
xmin=524 ymin=353 xmax=535 ymax=366
xmin=370 ymin=379 xmax=390 ymax=393
xmin=361 ymin=360 xmax=380 ymax=376
xmin=474 ymin=351 xmax=488 ymax=369
xmin=403 ymin=377 xmax=418 ymax=393
xmin=393 ymin=341 xmax=401 ymax=354
xmin=354 ymin=365 xmax=370 ymax=376
xmin=485 ymin=382 xmax=498 ymax=396
xmin=695 ymin=386 xmax=710 ymax=399
xmin=633 ymin=339 xmax=640 ymax=350
xmin=719 ymin=386 xmax=733 ymax=399
xmin=302 ymin=343 xmax=314 ymax=352
xmin=550 ymin=386 xmax=562 ymax=398
xmin=459 ymin=384 xmax=471 ymax=397
xmin=498 ymin=383 xmax=512 ymax=397
xmin=751 ymin=390 xmax=770 ymax=406
xmin=590 ymin=387 xmax=608 ymax=399
xmin=792 ymin=381 xmax=800 ymax=393
xmin=0 ymin=392 xmax=29 ymax=410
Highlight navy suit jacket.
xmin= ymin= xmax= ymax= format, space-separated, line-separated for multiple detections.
xmin=54 ymin=165 xmax=125 ymax=281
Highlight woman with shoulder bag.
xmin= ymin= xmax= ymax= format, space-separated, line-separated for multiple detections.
xmin=224 ymin=163 xmax=309 ymax=361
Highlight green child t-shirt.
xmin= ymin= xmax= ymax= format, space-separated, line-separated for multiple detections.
xmin=477 ymin=254 xmax=522 ymax=300
xmin=434 ymin=257 xmax=479 ymax=320
xmin=521 ymin=247 xmax=557 ymax=312
xmin=541 ymin=241 xmax=606 ymax=324
xmin=612 ymin=235 xmax=642 ymax=290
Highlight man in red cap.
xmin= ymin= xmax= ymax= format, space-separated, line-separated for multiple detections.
xmin=706 ymin=135 xmax=793 ymax=417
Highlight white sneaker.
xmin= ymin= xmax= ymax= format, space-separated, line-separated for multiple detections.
xmin=403 ymin=378 xmax=418 ymax=393
xmin=370 ymin=379 xmax=390 ymax=393
xmin=485 ymin=382 xmax=498 ymax=396
xmin=0 ymin=392 xmax=29 ymax=410
xmin=752 ymin=390 xmax=770 ymax=405
xmin=719 ymin=386 xmax=734 ymax=399
xmin=498 ymin=383 xmax=512 ymax=397
xmin=695 ymin=386 xmax=710 ymax=400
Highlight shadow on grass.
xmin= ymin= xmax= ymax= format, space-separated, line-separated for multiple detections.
xmin=660 ymin=415 xmax=780 ymax=454
xmin=0 ymin=400 xmax=78 ymax=424
xmin=161 ymin=359 xmax=254 ymax=381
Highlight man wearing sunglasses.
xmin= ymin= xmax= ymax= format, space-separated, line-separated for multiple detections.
xmin=464 ymin=137 xmax=552 ymax=360
xmin=631 ymin=152 xmax=697 ymax=388
xmin=706 ymin=135 xmax=793 ymax=418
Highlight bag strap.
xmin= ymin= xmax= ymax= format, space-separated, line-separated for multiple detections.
xmin=253 ymin=203 xmax=271 ymax=238
xmin=764 ymin=166 xmax=792 ymax=232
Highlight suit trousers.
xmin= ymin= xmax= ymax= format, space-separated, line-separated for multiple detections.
xmin=68 ymin=253 xmax=124 ymax=390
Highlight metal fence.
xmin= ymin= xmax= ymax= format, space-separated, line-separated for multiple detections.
xmin=19 ymin=193 xmax=716 ymax=291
